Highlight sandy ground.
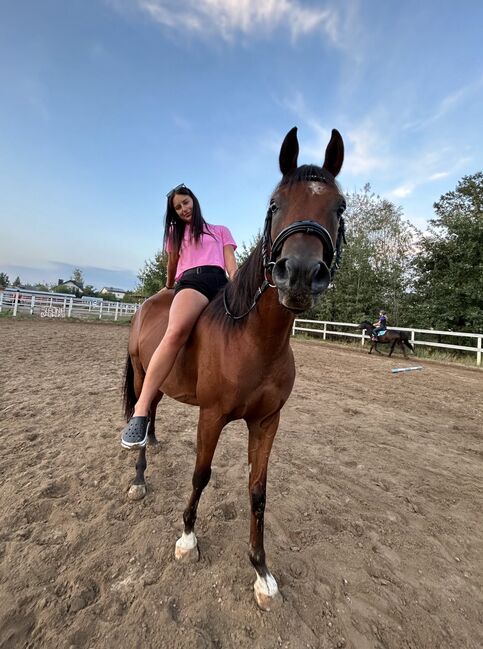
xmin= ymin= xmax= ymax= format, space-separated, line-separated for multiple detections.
xmin=0 ymin=318 xmax=482 ymax=649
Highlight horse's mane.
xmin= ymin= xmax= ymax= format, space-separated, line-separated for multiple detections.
xmin=205 ymin=164 xmax=339 ymax=330
xmin=205 ymin=239 xmax=264 ymax=329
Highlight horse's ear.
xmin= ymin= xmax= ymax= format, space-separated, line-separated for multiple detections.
xmin=323 ymin=129 xmax=344 ymax=177
xmin=279 ymin=127 xmax=299 ymax=176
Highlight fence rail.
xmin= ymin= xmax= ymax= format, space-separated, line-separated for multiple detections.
xmin=292 ymin=319 xmax=483 ymax=366
xmin=0 ymin=290 xmax=139 ymax=321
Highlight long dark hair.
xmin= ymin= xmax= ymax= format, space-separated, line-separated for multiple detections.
xmin=162 ymin=186 xmax=212 ymax=255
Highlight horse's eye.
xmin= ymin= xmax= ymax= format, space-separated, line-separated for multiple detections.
xmin=337 ymin=200 xmax=346 ymax=217
xmin=269 ymin=200 xmax=279 ymax=214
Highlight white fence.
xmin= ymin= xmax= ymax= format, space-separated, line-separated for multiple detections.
xmin=292 ymin=319 xmax=483 ymax=367
xmin=0 ymin=290 xmax=139 ymax=321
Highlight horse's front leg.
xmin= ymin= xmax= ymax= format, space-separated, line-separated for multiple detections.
xmin=128 ymin=393 xmax=163 ymax=501
xmin=175 ymin=409 xmax=226 ymax=562
xmin=247 ymin=412 xmax=280 ymax=611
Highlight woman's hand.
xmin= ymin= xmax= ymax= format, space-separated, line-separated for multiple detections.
xmin=223 ymin=245 xmax=238 ymax=280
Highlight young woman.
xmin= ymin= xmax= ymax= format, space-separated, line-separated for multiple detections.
xmin=121 ymin=184 xmax=237 ymax=449
xmin=372 ymin=309 xmax=387 ymax=340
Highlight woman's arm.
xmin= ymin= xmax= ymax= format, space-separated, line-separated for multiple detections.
xmin=223 ymin=245 xmax=238 ymax=281
xmin=165 ymin=251 xmax=179 ymax=289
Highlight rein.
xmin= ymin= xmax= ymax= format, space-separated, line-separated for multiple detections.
xmin=224 ymin=174 xmax=347 ymax=320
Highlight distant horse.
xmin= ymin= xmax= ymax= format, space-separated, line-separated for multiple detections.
xmin=360 ymin=321 xmax=415 ymax=358
xmin=123 ymin=127 xmax=347 ymax=610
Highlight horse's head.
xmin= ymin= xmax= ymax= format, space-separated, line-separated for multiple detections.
xmin=359 ymin=321 xmax=373 ymax=331
xmin=265 ymin=127 xmax=346 ymax=313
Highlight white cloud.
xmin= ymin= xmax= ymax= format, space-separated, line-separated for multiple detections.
xmin=280 ymin=91 xmax=389 ymax=175
xmin=403 ymin=75 xmax=483 ymax=131
xmin=108 ymin=0 xmax=339 ymax=42
xmin=427 ymin=171 xmax=450 ymax=182
xmin=390 ymin=183 xmax=415 ymax=199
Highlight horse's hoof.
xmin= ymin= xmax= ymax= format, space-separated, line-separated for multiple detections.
xmin=175 ymin=532 xmax=199 ymax=562
xmin=148 ymin=438 xmax=161 ymax=453
xmin=128 ymin=484 xmax=146 ymax=500
xmin=254 ymin=573 xmax=280 ymax=611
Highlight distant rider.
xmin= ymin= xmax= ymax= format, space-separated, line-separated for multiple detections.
xmin=372 ymin=310 xmax=387 ymax=341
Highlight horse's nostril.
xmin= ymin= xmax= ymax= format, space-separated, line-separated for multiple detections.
xmin=273 ymin=257 xmax=289 ymax=281
xmin=313 ymin=262 xmax=330 ymax=291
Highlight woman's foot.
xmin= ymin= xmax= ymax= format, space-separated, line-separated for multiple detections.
xmin=121 ymin=416 xmax=150 ymax=450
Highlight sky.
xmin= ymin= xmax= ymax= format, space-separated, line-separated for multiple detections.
xmin=1 ymin=0 xmax=482 ymax=290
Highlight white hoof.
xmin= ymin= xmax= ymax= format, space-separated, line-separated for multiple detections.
xmin=254 ymin=572 xmax=280 ymax=611
xmin=128 ymin=484 xmax=146 ymax=501
xmin=175 ymin=532 xmax=199 ymax=563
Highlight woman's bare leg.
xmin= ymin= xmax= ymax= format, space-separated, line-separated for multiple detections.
xmin=133 ymin=289 xmax=208 ymax=416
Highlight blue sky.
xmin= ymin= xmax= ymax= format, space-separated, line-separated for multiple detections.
xmin=1 ymin=0 xmax=482 ymax=290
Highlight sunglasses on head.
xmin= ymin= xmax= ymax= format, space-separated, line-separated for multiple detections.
xmin=166 ymin=183 xmax=187 ymax=197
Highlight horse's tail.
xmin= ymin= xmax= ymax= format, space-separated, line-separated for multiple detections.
xmin=122 ymin=352 xmax=137 ymax=421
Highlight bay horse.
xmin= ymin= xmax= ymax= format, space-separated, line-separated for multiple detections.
xmin=360 ymin=320 xmax=415 ymax=358
xmin=122 ymin=127 xmax=347 ymax=611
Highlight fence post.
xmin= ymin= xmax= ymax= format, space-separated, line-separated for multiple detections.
xmin=361 ymin=328 xmax=366 ymax=346
xmin=30 ymin=295 xmax=35 ymax=315
xmin=0 ymin=290 xmax=4 ymax=313
xmin=115 ymin=302 xmax=119 ymax=321
xmin=99 ymin=302 xmax=103 ymax=320
xmin=477 ymin=337 xmax=482 ymax=367
xmin=68 ymin=298 xmax=73 ymax=318
xmin=411 ymin=330 xmax=416 ymax=349
xmin=323 ymin=323 xmax=327 ymax=340
xmin=292 ymin=320 xmax=296 ymax=336
xmin=13 ymin=292 xmax=19 ymax=316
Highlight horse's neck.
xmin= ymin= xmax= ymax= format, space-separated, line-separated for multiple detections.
xmin=246 ymin=287 xmax=294 ymax=353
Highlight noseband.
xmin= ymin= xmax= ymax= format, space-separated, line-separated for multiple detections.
xmin=224 ymin=173 xmax=347 ymax=320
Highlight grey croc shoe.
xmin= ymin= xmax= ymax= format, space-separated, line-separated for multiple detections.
xmin=121 ymin=416 xmax=150 ymax=450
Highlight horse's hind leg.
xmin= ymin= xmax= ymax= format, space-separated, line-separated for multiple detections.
xmin=388 ymin=340 xmax=396 ymax=357
xmin=175 ymin=409 xmax=226 ymax=563
xmin=247 ymin=412 xmax=281 ymax=611
xmin=128 ymin=392 xmax=163 ymax=501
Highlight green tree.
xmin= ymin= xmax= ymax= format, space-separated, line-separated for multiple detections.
xmin=236 ymin=229 xmax=262 ymax=265
xmin=71 ymin=268 xmax=84 ymax=287
xmin=82 ymin=285 xmax=99 ymax=297
xmin=313 ymin=185 xmax=418 ymax=325
xmin=137 ymin=250 xmax=168 ymax=297
xmin=13 ymin=276 xmax=21 ymax=287
xmin=411 ymin=172 xmax=483 ymax=331
xmin=0 ymin=272 xmax=9 ymax=288
xmin=52 ymin=283 xmax=76 ymax=295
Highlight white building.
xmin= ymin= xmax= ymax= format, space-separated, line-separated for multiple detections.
xmin=100 ymin=286 xmax=127 ymax=300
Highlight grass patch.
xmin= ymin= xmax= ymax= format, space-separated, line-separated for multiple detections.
xmin=292 ymin=333 xmax=481 ymax=369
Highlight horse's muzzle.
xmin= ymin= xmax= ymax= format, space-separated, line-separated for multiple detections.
xmin=272 ymin=256 xmax=331 ymax=312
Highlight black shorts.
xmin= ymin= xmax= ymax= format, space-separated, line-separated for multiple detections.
xmin=174 ymin=265 xmax=228 ymax=301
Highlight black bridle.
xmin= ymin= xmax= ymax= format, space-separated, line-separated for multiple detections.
xmin=224 ymin=175 xmax=347 ymax=320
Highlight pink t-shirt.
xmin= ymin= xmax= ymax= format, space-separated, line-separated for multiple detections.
xmin=165 ymin=224 xmax=237 ymax=280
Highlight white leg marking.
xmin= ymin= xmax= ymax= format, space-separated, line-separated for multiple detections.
xmin=253 ymin=571 xmax=279 ymax=611
xmin=175 ymin=531 xmax=199 ymax=562
xmin=176 ymin=531 xmax=197 ymax=551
